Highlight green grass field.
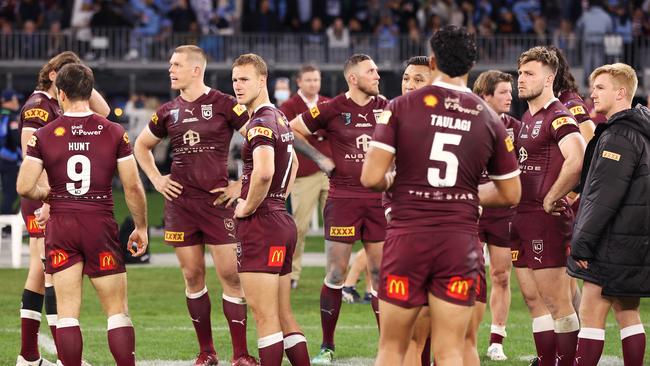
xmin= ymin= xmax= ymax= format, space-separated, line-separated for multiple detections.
xmin=1 ymin=265 xmax=648 ymax=365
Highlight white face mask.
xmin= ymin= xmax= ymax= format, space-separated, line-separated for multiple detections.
xmin=274 ymin=89 xmax=290 ymax=103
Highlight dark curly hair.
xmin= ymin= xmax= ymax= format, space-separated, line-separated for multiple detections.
xmin=546 ymin=45 xmax=579 ymax=95
xmin=428 ymin=26 xmax=477 ymax=78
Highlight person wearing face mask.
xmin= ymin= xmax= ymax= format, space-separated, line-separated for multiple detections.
xmin=279 ymin=65 xmax=331 ymax=290
xmin=274 ymin=77 xmax=292 ymax=107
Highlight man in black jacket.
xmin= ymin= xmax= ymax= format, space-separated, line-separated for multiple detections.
xmin=569 ymin=63 xmax=647 ymax=366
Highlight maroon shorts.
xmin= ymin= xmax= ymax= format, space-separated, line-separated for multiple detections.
xmin=237 ymin=210 xmax=296 ymax=275
xmin=511 ymin=211 xmax=573 ymax=270
xmin=476 ymin=242 xmax=487 ymax=304
xmin=164 ymin=196 xmax=238 ymax=247
xmin=478 ymin=215 xmax=513 ymax=248
xmin=45 ymin=213 xmax=124 ymax=277
xmin=21 ymin=198 xmax=44 ymax=238
xmin=379 ymin=231 xmax=480 ymax=308
xmin=324 ymin=197 xmax=386 ymax=243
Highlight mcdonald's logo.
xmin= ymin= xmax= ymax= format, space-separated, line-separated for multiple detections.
xmin=99 ymin=252 xmax=117 ymax=271
xmin=49 ymin=249 xmax=68 ymax=268
xmin=475 ymin=277 xmax=482 ymax=296
xmin=26 ymin=215 xmax=42 ymax=234
xmin=511 ymin=250 xmax=519 ymax=262
xmin=164 ymin=231 xmax=185 ymax=242
xmin=446 ymin=276 xmax=474 ymax=301
xmin=386 ymin=274 xmax=409 ymax=301
xmin=267 ymin=246 xmax=286 ymax=267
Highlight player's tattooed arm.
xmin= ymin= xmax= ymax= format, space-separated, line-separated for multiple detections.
xmin=543 ymin=133 xmax=585 ymax=215
xmin=16 ymin=159 xmax=49 ymax=201
xmin=211 ymin=179 xmax=243 ymax=207
xmin=289 ymin=115 xmax=335 ymax=176
xmin=89 ymin=89 xmax=111 ymax=117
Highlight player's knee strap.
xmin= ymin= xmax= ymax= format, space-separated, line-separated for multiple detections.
xmin=21 ymin=289 xmax=44 ymax=316
xmin=44 ymin=285 xmax=57 ymax=315
xmin=107 ymin=313 xmax=133 ymax=330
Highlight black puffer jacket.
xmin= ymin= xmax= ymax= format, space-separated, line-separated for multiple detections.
xmin=568 ymin=104 xmax=650 ymax=297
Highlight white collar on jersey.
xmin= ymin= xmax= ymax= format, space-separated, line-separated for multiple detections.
xmin=344 ymin=91 xmax=375 ymax=100
xmin=203 ymin=86 xmax=211 ymax=94
xmin=33 ymin=90 xmax=54 ymax=99
xmin=543 ymin=97 xmax=559 ymax=110
xmin=432 ymin=80 xmax=472 ymax=93
xmin=297 ymin=89 xmax=319 ymax=108
xmin=254 ymin=102 xmax=275 ymax=113
xmin=63 ymin=111 xmax=94 ymax=117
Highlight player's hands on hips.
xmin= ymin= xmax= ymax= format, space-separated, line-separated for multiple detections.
xmin=211 ymin=180 xmax=242 ymax=207
xmin=35 ymin=203 xmax=50 ymax=228
xmin=234 ymin=199 xmax=253 ymax=218
xmin=153 ymin=174 xmax=183 ymax=201
xmin=543 ymin=196 xmax=566 ymax=216
xmin=128 ymin=227 xmax=149 ymax=257
xmin=317 ymin=157 xmax=336 ymax=177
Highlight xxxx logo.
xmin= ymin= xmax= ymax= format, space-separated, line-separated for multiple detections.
xmin=164 ymin=231 xmax=184 ymax=242
xmin=329 ymin=226 xmax=355 ymax=237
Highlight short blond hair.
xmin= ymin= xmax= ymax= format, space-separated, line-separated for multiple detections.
xmin=173 ymin=45 xmax=207 ymax=69
xmin=232 ymin=53 xmax=268 ymax=76
xmin=518 ymin=46 xmax=559 ymax=74
xmin=590 ymin=63 xmax=638 ymax=100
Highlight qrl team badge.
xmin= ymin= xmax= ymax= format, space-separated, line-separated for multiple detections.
xmin=201 ymin=104 xmax=212 ymax=119
xmin=373 ymin=109 xmax=383 ymax=123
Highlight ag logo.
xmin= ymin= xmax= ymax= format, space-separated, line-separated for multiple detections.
xmin=532 ymin=240 xmax=543 ymax=254
xmin=183 ymin=129 xmax=200 ymax=146
xmin=201 ymin=104 xmax=212 ymax=119
xmin=518 ymin=147 xmax=528 ymax=163
xmin=355 ymin=134 xmax=372 ymax=152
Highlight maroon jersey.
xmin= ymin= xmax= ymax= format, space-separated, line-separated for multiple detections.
xmin=558 ymin=91 xmax=592 ymax=125
xmin=516 ymin=98 xmax=580 ymax=212
xmin=241 ymin=104 xmax=295 ymax=213
xmin=480 ymin=113 xmax=522 ymax=220
xmin=300 ymin=93 xmax=388 ymax=198
xmin=280 ymin=92 xmax=331 ymax=177
xmin=371 ymin=81 xmax=520 ymax=234
xmin=19 ymin=91 xmax=61 ymax=132
xmin=148 ymin=88 xmax=248 ymax=198
xmin=26 ymin=112 xmax=133 ymax=215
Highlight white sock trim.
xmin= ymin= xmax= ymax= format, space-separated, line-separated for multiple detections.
xmin=44 ymin=283 xmax=54 ymax=288
xmin=283 ymin=333 xmax=307 ymax=349
xmin=222 ymin=293 xmax=246 ymax=305
xmin=554 ymin=313 xmax=580 ymax=333
xmin=258 ymin=332 xmax=283 ymax=349
xmin=370 ymin=289 xmax=378 ymax=297
xmin=323 ymin=279 xmax=344 ymax=290
xmin=20 ymin=309 xmax=41 ymax=321
xmin=578 ymin=327 xmax=605 ymax=340
xmin=46 ymin=314 xmax=58 ymax=326
xmin=532 ymin=314 xmax=554 ymax=333
xmin=186 ymin=286 xmax=208 ymax=299
xmin=620 ymin=324 xmax=645 ymax=340
xmin=57 ymin=318 xmax=79 ymax=328
xmin=490 ymin=324 xmax=507 ymax=337
xmin=107 ymin=313 xmax=133 ymax=330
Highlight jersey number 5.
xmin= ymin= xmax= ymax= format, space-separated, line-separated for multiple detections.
xmin=66 ymin=154 xmax=91 ymax=196
xmin=427 ymin=132 xmax=462 ymax=187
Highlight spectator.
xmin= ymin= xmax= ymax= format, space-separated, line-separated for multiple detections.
xmin=553 ymin=18 xmax=578 ymax=64
xmin=405 ymin=16 xmax=424 ymax=55
xmin=496 ymin=8 xmax=521 ymax=35
xmin=251 ymin=0 xmax=281 ymax=33
xmin=20 ymin=20 xmax=38 ymax=59
xmin=531 ymin=15 xmax=549 ymax=44
xmin=326 ymin=17 xmax=349 ymax=48
xmin=375 ymin=12 xmax=399 ymax=49
xmin=576 ymin=0 xmax=614 ymax=87
xmin=612 ymin=5 xmax=633 ymax=65
xmin=125 ymin=0 xmax=163 ymax=60
xmin=273 ymin=77 xmax=291 ymax=107
xmin=213 ymin=0 xmax=237 ymax=35
xmin=512 ymin=0 xmax=541 ymax=34
xmin=190 ymin=0 xmax=212 ymax=34
xmin=167 ymin=0 xmax=196 ymax=32
xmin=305 ymin=16 xmax=324 ymax=44
xmin=0 ymin=90 xmax=20 ymax=215
xmin=424 ymin=13 xmax=443 ymax=38
xmin=18 ymin=0 xmax=43 ymax=28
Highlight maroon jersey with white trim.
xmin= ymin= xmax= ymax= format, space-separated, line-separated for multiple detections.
xmin=19 ymin=91 xmax=61 ymax=132
xmin=371 ymin=82 xmax=520 ymax=234
xmin=26 ymin=112 xmax=132 ymax=215
xmin=300 ymin=93 xmax=388 ymax=198
xmin=148 ymin=88 xmax=248 ymax=198
xmin=240 ymin=104 xmax=294 ymax=213
xmin=516 ymin=98 xmax=580 ymax=212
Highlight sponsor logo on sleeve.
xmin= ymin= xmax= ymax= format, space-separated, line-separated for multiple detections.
xmin=424 ymin=95 xmax=438 ymax=107
xmin=569 ymin=105 xmax=586 ymax=115
xmin=386 ymin=274 xmax=409 ymax=301
xmin=309 ymin=105 xmax=320 ymax=119
xmin=377 ymin=110 xmax=391 ymax=125
xmin=232 ymin=104 xmax=246 ymax=116
xmin=49 ymin=249 xmax=68 ymax=268
xmin=26 ymin=215 xmax=42 ymax=234
xmin=151 ymin=112 xmax=159 ymax=125
xmin=247 ymin=126 xmax=274 ymax=141
xmin=54 ymin=127 xmax=65 ymax=137
xmin=267 ymin=246 xmax=286 ymax=267
xmin=446 ymin=276 xmax=474 ymax=301
xmin=602 ymin=150 xmax=621 ymax=161
xmin=551 ymin=116 xmax=577 ymax=130
xmin=164 ymin=231 xmax=185 ymax=242
xmin=123 ymin=132 xmax=130 ymax=144
xmin=329 ymin=226 xmax=355 ymax=237
xmin=27 ymin=135 xmax=37 ymax=147
xmin=24 ymin=108 xmax=49 ymax=122
xmin=505 ymin=136 xmax=514 ymax=152
xmin=99 ymin=252 xmax=117 ymax=271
